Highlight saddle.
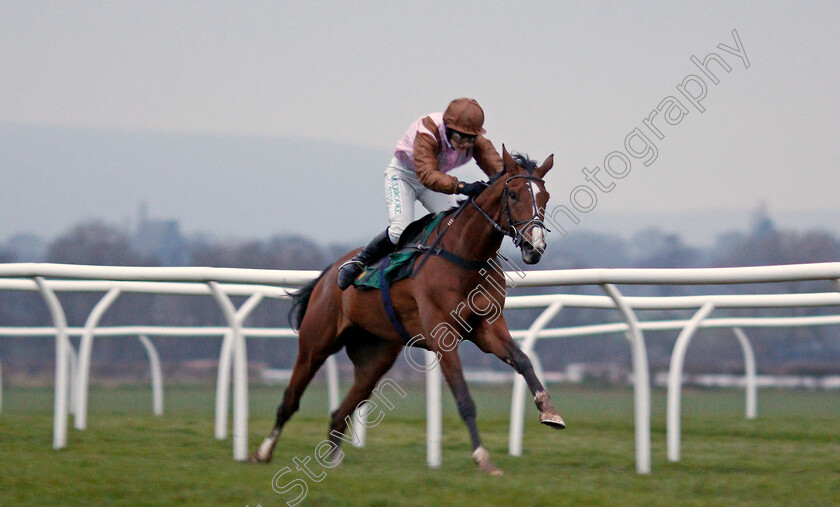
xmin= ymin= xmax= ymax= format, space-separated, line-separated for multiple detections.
xmin=353 ymin=202 xmax=496 ymax=344
xmin=353 ymin=211 xmax=447 ymax=290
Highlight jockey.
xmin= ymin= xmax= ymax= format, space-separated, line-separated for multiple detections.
xmin=337 ymin=97 xmax=504 ymax=290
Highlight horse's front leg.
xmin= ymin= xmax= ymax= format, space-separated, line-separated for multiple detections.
xmin=473 ymin=318 xmax=565 ymax=429
xmin=434 ymin=348 xmax=504 ymax=476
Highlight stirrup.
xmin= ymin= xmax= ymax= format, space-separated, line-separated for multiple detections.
xmin=339 ymin=259 xmax=364 ymax=270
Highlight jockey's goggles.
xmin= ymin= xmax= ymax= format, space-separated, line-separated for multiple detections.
xmin=450 ymin=130 xmax=477 ymax=144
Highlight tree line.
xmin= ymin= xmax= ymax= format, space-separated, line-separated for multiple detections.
xmin=1 ymin=206 xmax=839 ymax=379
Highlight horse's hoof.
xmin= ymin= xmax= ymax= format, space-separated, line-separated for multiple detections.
xmin=472 ymin=446 xmax=504 ymax=477
xmin=248 ymin=438 xmax=276 ymax=463
xmin=324 ymin=448 xmax=345 ymax=468
xmin=483 ymin=465 xmax=504 ymax=477
xmin=540 ymin=412 xmax=566 ymax=429
xmin=248 ymin=451 xmax=271 ymax=464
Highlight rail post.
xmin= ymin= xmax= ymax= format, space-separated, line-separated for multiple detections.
xmin=325 ymin=355 xmax=340 ymax=412
xmin=209 ymin=282 xmax=250 ymax=461
xmin=137 ymin=335 xmax=164 ymax=416
xmin=602 ymin=284 xmax=651 ymax=475
xmin=34 ymin=277 xmax=72 ymax=450
xmin=427 ymin=350 xmax=442 ymax=469
xmin=732 ymin=327 xmax=757 ymax=419
xmin=75 ymin=288 xmax=121 ymax=430
xmin=214 ymin=292 xmax=263 ymax=441
xmin=666 ymin=302 xmax=715 ymax=462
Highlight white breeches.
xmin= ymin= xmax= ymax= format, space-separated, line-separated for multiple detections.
xmin=384 ymin=157 xmax=457 ymax=244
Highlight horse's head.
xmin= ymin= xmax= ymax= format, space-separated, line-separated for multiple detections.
xmin=491 ymin=145 xmax=553 ymax=264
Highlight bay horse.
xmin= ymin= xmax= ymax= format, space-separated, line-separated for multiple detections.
xmin=251 ymin=146 xmax=564 ymax=476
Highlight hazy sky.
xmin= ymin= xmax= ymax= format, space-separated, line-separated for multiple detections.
xmin=2 ymin=1 xmax=839 ymax=245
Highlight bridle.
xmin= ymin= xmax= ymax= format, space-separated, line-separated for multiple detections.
xmin=470 ymin=174 xmax=550 ymax=248
xmin=410 ymin=173 xmax=549 ymax=275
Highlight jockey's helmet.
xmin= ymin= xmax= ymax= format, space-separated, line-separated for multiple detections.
xmin=443 ymin=98 xmax=486 ymax=136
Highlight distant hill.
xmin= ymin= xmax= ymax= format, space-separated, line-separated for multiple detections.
xmin=579 ymin=207 xmax=840 ymax=248
xmin=3 ymin=124 xmax=840 ymax=250
xmin=0 ymin=124 xmax=390 ymax=246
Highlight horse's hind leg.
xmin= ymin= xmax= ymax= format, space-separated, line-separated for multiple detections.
xmin=324 ymin=332 xmax=401 ymax=464
xmin=435 ymin=348 xmax=504 ymax=476
xmin=250 ymin=324 xmax=341 ymax=463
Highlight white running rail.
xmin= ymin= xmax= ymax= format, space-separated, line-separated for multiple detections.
xmin=1 ymin=261 xmax=839 ymax=474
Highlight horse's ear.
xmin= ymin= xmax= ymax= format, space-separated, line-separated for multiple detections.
xmin=535 ymin=154 xmax=554 ymax=178
xmin=501 ymin=144 xmax=516 ymax=174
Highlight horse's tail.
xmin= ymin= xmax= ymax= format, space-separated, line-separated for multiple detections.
xmin=287 ymin=265 xmax=332 ymax=331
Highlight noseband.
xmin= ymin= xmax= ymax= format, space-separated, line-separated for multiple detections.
xmin=470 ymin=174 xmax=550 ymax=247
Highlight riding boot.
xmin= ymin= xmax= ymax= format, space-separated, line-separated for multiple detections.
xmin=337 ymin=228 xmax=397 ymax=290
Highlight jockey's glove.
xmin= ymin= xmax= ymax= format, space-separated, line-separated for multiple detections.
xmin=456 ymin=181 xmax=489 ymax=198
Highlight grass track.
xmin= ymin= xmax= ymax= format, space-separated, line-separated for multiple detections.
xmin=1 ymin=383 xmax=838 ymax=506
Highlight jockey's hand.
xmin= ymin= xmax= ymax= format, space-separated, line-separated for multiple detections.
xmin=456 ymin=181 xmax=488 ymax=198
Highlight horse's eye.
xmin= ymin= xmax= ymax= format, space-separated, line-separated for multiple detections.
xmin=508 ymin=190 xmax=517 ymax=200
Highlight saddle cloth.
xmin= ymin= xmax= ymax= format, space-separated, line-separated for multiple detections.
xmin=353 ymin=211 xmax=447 ymax=290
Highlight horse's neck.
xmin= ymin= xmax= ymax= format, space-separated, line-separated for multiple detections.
xmin=444 ymin=196 xmax=504 ymax=262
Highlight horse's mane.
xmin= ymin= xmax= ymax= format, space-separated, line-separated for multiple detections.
xmin=512 ymin=152 xmax=538 ymax=174
xmin=488 ymin=152 xmax=538 ymax=184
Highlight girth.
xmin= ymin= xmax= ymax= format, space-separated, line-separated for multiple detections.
xmin=401 ymin=242 xmax=493 ymax=272
xmin=380 ymin=233 xmax=492 ymax=345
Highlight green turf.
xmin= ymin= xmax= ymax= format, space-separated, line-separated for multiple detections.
xmin=1 ymin=383 xmax=838 ymax=506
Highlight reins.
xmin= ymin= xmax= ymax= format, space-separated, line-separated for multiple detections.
xmin=381 ymin=170 xmax=549 ymax=345
xmin=410 ymin=200 xmax=474 ymax=274
xmin=411 ymin=173 xmax=549 ymax=274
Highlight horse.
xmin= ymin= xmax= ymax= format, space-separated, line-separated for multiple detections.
xmin=251 ymin=146 xmax=564 ymax=476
